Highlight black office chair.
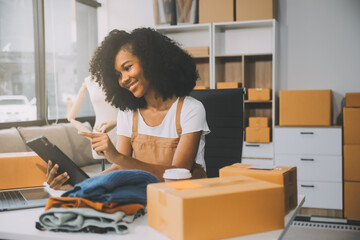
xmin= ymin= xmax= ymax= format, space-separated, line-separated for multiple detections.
xmin=190 ymin=88 xmax=245 ymax=177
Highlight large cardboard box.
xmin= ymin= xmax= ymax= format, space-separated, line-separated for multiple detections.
xmin=346 ymin=92 xmax=360 ymax=107
xmin=344 ymin=181 xmax=360 ymax=219
xmin=0 ymin=152 xmax=47 ymax=189
xmin=199 ymin=0 xmax=234 ymax=23
xmin=236 ymin=0 xmax=277 ymax=21
xmin=245 ymin=127 xmax=270 ymax=143
xmin=248 ymin=88 xmax=271 ymax=101
xmin=249 ymin=117 xmax=268 ymax=127
xmin=344 ymin=145 xmax=360 ymax=182
xmin=343 ymin=107 xmax=360 ymax=145
xmin=216 ymin=81 xmax=241 ymax=89
xmin=279 ymin=89 xmax=332 ymax=126
xmin=147 ymin=176 xmax=284 ymax=240
xmin=219 ymin=163 xmax=297 ymax=214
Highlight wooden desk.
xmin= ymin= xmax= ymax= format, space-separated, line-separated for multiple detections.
xmin=0 ymin=195 xmax=305 ymax=240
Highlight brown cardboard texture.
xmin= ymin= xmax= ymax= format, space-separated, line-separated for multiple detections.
xmin=199 ymin=0 xmax=234 ymax=23
xmin=0 ymin=152 xmax=47 ymax=189
xmin=219 ymin=163 xmax=297 ymax=214
xmin=236 ymin=0 xmax=276 ymax=21
xmin=217 ymin=82 xmax=241 ymax=89
xmin=346 ymin=92 xmax=360 ymax=107
xmin=344 ymin=181 xmax=360 ymax=219
xmin=147 ymin=176 xmax=284 ymax=240
xmin=185 ymin=46 xmax=209 ymax=58
xmin=193 ymin=85 xmax=209 ymax=90
xmin=246 ymin=127 xmax=270 ymax=143
xmin=248 ymin=88 xmax=271 ymax=101
xmin=249 ymin=117 xmax=269 ymax=127
xmin=343 ymin=107 xmax=360 ymax=145
xmin=344 ymin=145 xmax=360 ymax=182
xmin=279 ymin=89 xmax=332 ymax=126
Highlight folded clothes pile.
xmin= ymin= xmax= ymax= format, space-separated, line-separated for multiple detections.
xmin=37 ymin=170 xmax=159 ymax=234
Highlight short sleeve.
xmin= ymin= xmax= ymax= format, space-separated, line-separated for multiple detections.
xmin=180 ymin=97 xmax=210 ymax=136
xmin=116 ymin=109 xmax=133 ymax=138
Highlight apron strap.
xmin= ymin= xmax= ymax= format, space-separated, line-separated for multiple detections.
xmin=176 ymin=97 xmax=185 ymax=138
xmin=132 ymin=110 xmax=138 ymax=133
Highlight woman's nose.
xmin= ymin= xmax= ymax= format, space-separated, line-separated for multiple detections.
xmin=120 ymin=73 xmax=130 ymax=86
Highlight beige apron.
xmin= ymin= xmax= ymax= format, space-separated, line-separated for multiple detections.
xmin=130 ymin=97 xmax=207 ymax=179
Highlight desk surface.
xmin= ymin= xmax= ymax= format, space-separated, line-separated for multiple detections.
xmin=0 ymin=195 xmax=304 ymax=240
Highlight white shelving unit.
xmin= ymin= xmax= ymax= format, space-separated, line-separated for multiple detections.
xmin=156 ymin=23 xmax=213 ymax=88
xmin=156 ymin=20 xmax=278 ymax=164
xmin=274 ymin=126 xmax=343 ymax=210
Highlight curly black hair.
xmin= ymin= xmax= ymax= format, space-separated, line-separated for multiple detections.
xmin=89 ymin=27 xmax=198 ymax=111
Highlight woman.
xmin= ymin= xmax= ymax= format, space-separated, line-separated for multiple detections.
xmin=47 ymin=27 xmax=209 ymax=189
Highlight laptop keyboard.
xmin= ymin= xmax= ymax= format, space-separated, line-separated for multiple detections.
xmin=0 ymin=191 xmax=28 ymax=209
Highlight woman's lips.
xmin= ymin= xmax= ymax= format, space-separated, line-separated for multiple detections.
xmin=128 ymin=80 xmax=138 ymax=92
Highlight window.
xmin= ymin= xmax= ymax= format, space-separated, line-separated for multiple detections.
xmin=0 ymin=0 xmax=100 ymax=125
xmin=0 ymin=0 xmax=37 ymax=123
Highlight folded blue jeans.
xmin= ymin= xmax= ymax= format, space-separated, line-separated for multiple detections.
xmin=62 ymin=170 xmax=159 ymax=204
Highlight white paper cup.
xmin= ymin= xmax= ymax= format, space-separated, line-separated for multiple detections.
xmin=163 ymin=168 xmax=192 ymax=182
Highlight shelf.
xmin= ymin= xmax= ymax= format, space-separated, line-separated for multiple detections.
xmin=245 ymin=100 xmax=272 ymax=103
xmin=213 ymin=19 xmax=275 ymax=30
xmin=155 ymin=23 xmax=211 ymax=33
xmin=215 ymin=53 xmax=272 ymax=58
xmin=157 ymin=21 xmax=277 ymax=161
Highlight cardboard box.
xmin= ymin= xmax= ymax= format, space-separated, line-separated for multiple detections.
xmin=247 ymin=88 xmax=271 ymax=101
xmin=249 ymin=117 xmax=268 ymax=127
xmin=148 ymin=176 xmax=284 ymax=240
xmin=193 ymin=85 xmax=209 ymax=90
xmin=199 ymin=0 xmax=234 ymax=23
xmin=0 ymin=152 xmax=47 ymax=189
xmin=344 ymin=145 xmax=360 ymax=182
xmin=216 ymin=81 xmax=241 ymax=89
xmin=236 ymin=0 xmax=276 ymax=21
xmin=246 ymin=127 xmax=270 ymax=143
xmin=344 ymin=181 xmax=360 ymax=219
xmin=219 ymin=163 xmax=297 ymax=214
xmin=343 ymin=107 xmax=360 ymax=145
xmin=279 ymin=89 xmax=332 ymax=126
xmin=185 ymin=46 xmax=209 ymax=58
xmin=346 ymin=92 xmax=360 ymax=107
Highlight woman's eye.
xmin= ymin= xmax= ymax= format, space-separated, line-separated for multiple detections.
xmin=124 ymin=65 xmax=132 ymax=71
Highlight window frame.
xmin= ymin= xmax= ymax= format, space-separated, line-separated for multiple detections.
xmin=0 ymin=0 xmax=100 ymax=129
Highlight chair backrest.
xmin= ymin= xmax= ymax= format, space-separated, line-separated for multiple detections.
xmin=190 ymin=88 xmax=245 ymax=177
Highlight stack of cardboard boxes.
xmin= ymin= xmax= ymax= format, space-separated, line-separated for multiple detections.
xmin=246 ymin=117 xmax=270 ymax=143
xmin=147 ymin=164 xmax=297 ymax=240
xmin=245 ymin=88 xmax=271 ymax=143
xmin=343 ymin=92 xmax=360 ymax=220
xmin=198 ymin=0 xmax=277 ymax=23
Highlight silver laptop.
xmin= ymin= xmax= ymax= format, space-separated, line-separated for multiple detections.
xmin=0 ymin=187 xmax=50 ymax=211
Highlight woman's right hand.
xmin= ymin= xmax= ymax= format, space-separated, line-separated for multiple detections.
xmin=46 ymin=160 xmax=73 ymax=190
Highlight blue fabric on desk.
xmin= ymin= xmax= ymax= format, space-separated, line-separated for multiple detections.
xmin=61 ymin=170 xmax=159 ymax=205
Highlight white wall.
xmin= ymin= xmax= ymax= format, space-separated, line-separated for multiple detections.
xmin=98 ymin=0 xmax=360 ymax=125
xmin=97 ymin=0 xmax=155 ymax=42
xmin=278 ymin=0 xmax=360 ymax=124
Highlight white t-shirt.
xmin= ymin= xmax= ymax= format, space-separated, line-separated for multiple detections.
xmin=116 ymin=96 xmax=210 ymax=170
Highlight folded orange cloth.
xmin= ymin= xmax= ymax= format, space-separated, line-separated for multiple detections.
xmin=45 ymin=197 xmax=145 ymax=214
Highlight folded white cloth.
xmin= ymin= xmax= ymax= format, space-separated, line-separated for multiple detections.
xmin=39 ymin=207 xmax=140 ymax=234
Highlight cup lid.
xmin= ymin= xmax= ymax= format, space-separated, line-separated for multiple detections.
xmin=163 ymin=168 xmax=192 ymax=180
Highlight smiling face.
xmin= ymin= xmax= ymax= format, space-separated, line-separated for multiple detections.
xmin=114 ymin=47 xmax=150 ymax=98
